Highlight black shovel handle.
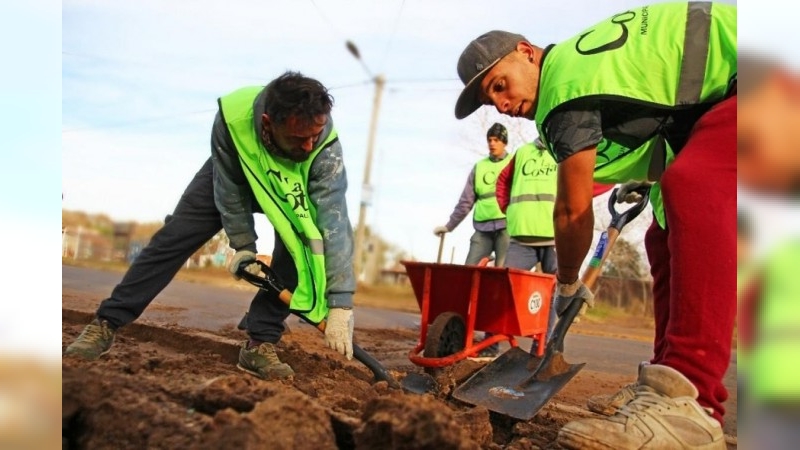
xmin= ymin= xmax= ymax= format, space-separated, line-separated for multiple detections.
xmin=608 ymin=185 xmax=651 ymax=230
xmin=236 ymin=260 xmax=401 ymax=389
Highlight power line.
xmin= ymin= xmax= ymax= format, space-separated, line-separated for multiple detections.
xmin=62 ymin=109 xmax=216 ymax=133
xmin=308 ymin=0 xmax=345 ymax=42
xmin=378 ymin=0 xmax=406 ymax=72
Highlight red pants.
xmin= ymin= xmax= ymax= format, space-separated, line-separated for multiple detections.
xmin=645 ymin=95 xmax=737 ymax=424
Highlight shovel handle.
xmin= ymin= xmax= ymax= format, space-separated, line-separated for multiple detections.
xmin=236 ymin=260 xmax=401 ymax=389
xmin=608 ymin=186 xmax=650 ymax=231
xmin=436 ymin=233 xmax=445 ymax=264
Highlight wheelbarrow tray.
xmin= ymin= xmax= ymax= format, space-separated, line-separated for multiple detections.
xmin=402 ymin=262 xmax=555 ymax=337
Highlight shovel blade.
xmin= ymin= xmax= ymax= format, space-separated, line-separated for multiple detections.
xmin=452 ymin=347 xmax=585 ymax=420
xmin=401 ymin=372 xmax=439 ymax=394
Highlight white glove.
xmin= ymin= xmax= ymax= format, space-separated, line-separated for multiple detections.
xmin=228 ymin=250 xmax=260 ymax=280
xmin=554 ymin=278 xmax=595 ymax=320
xmin=433 ymin=225 xmax=449 ymax=237
xmin=325 ymin=308 xmax=354 ymax=360
xmin=617 ymin=181 xmax=654 ymax=204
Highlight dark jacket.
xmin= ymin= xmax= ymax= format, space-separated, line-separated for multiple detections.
xmin=210 ymin=88 xmax=355 ymax=308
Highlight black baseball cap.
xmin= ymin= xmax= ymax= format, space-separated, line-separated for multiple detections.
xmin=455 ymin=30 xmax=528 ymax=119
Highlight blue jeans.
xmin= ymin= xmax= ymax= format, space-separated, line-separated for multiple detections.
xmin=504 ymin=241 xmax=558 ymax=353
xmin=465 ymin=229 xmax=509 ymax=266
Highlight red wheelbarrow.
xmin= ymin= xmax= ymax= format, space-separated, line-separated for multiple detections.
xmin=403 ymin=259 xmax=556 ymax=368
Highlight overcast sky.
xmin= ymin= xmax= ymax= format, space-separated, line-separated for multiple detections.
xmin=61 ymin=0 xmax=743 ymax=265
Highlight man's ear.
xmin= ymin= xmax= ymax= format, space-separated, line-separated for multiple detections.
xmin=516 ymin=41 xmax=535 ymax=62
xmin=261 ymin=114 xmax=271 ymax=132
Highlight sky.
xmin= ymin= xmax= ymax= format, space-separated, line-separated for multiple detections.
xmin=12 ymin=0 xmax=800 ymax=359
xmin=60 ymin=0 xmax=732 ymax=267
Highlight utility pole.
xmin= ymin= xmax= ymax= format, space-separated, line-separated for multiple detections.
xmin=353 ymin=74 xmax=385 ymax=279
xmin=346 ymin=40 xmax=385 ymax=280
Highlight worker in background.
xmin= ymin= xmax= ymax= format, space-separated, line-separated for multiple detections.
xmin=433 ymin=123 xmax=512 ymax=267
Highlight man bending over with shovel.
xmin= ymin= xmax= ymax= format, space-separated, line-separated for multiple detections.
xmin=453 ymin=2 xmax=736 ymax=449
xmin=66 ymin=72 xmax=356 ymax=380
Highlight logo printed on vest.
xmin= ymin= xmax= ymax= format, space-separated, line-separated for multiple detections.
xmin=521 ymin=158 xmax=557 ymax=178
xmin=575 ymin=10 xmax=636 ymax=55
xmin=265 ymin=168 xmax=310 ymax=218
xmin=286 ymin=182 xmax=310 ymax=217
xmin=482 ymin=170 xmax=498 ymax=185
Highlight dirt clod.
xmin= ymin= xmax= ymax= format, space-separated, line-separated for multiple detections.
xmin=204 ymin=392 xmax=337 ymax=450
xmin=354 ymin=393 xmax=483 ymax=449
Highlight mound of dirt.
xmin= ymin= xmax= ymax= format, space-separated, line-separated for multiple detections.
xmin=63 ymin=311 xmax=671 ymax=449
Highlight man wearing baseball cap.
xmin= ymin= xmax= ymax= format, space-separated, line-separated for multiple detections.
xmin=454 ymin=3 xmax=736 ymax=449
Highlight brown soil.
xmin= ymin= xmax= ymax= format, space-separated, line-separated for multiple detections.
xmin=62 ymin=310 xmax=617 ymax=450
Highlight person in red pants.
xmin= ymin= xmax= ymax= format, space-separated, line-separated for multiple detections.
xmin=452 ymin=2 xmax=736 ymax=449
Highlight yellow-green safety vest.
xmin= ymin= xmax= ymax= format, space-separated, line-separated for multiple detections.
xmin=218 ymin=86 xmax=339 ymax=324
xmin=507 ymin=143 xmax=557 ymax=238
xmin=473 ymin=155 xmax=511 ymax=222
xmin=533 ymin=2 xmax=736 ymax=228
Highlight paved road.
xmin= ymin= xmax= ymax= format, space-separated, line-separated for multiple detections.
xmin=62 ymin=265 xmax=737 ymax=434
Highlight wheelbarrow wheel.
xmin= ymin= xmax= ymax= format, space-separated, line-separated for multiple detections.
xmin=423 ymin=312 xmax=466 ymax=359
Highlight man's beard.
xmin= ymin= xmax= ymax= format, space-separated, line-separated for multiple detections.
xmin=264 ymin=132 xmax=311 ymax=162
xmin=271 ymin=145 xmax=311 ymax=162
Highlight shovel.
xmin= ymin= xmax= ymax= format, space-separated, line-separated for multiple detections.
xmin=451 ymin=186 xmax=650 ymax=420
xmin=237 ymin=260 xmax=402 ymax=390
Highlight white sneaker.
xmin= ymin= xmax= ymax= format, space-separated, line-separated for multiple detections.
xmin=587 ymin=361 xmax=649 ymax=416
xmin=558 ymin=364 xmax=725 ymax=450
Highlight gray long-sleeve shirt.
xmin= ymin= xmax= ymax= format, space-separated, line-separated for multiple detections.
xmin=445 ymin=154 xmax=508 ymax=233
xmin=210 ymin=88 xmax=355 ymax=308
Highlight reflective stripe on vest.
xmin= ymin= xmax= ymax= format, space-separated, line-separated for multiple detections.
xmin=473 ymin=155 xmax=511 ymax=222
xmin=533 ymin=2 xmax=736 ymax=229
xmin=507 ymin=143 xmax=558 ymax=238
xmin=218 ymin=86 xmax=338 ymax=324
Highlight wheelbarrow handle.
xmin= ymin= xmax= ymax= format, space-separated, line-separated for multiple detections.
xmin=236 ymin=260 xmax=401 ymax=389
xmin=607 ymin=185 xmax=651 ymax=231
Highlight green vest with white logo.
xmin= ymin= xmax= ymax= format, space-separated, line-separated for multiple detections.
xmin=473 ymin=155 xmax=511 ymax=222
xmin=534 ymin=2 xmax=736 ymax=228
xmin=507 ymin=143 xmax=557 ymax=238
xmin=218 ymin=86 xmax=338 ymax=324
xmin=750 ymin=241 xmax=800 ymax=399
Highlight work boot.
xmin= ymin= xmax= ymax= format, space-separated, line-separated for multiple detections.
xmin=237 ymin=341 xmax=295 ymax=380
xmin=558 ymin=364 xmax=725 ymax=450
xmin=64 ymin=318 xmax=116 ymax=360
xmin=587 ymin=361 xmax=649 ymax=415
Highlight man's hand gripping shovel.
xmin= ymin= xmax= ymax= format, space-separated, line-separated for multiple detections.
xmin=236 ymin=260 xmax=401 ymax=389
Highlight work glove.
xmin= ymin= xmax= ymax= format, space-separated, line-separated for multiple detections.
xmin=433 ymin=225 xmax=449 ymax=237
xmin=228 ymin=250 xmax=260 ymax=280
xmin=325 ymin=307 xmax=354 ymax=360
xmin=616 ymin=181 xmax=654 ymax=204
xmin=554 ymin=278 xmax=595 ymax=321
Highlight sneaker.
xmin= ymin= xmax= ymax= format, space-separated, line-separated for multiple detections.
xmin=237 ymin=341 xmax=295 ymax=380
xmin=558 ymin=364 xmax=725 ymax=450
xmin=64 ymin=319 xmax=116 ymax=360
xmin=587 ymin=361 xmax=649 ymax=416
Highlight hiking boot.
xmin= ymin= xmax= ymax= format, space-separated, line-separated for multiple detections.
xmin=558 ymin=364 xmax=725 ymax=450
xmin=587 ymin=361 xmax=649 ymax=415
xmin=237 ymin=342 xmax=295 ymax=380
xmin=64 ymin=319 xmax=116 ymax=360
